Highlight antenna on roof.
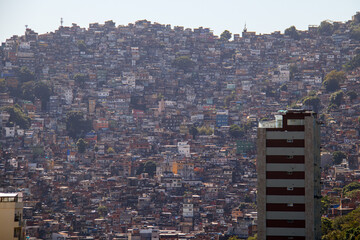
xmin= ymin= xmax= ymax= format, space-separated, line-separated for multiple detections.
xmin=243 ymin=22 xmax=247 ymax=32
xmin=61 ymin=18 xmax=63 ymax=27
xmin=25 ymin=25 xmax=28 ymax=29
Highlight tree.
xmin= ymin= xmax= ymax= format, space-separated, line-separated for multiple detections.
xmin=323 ymin=70 xmax=346 ymax=92
xmin=77 ymin=40 xmax=87 ymax=52
xmin=318 ymin=21 xmax=334 ymax=36
xmin=321 ymin=217 xmax=333 ymax=236
xmin=285 ymin=26 xmax=300 ymax=40
xmin=322 ymin=207 xmax=360 ymax=240
xmin=144 ymin=161 xmax=156 ymax=177
xmin=97 ymin=205 xmax=108 ymax=217
xmin=34 ymin=81 xmax=52 ymax=110
xmin=66 ymin=111 xmax=92 ymax=139
xmin=2 ymin=105 xmax=31 ymax=129
xmin=289 ymin=64 xmax=299 ymax=81
xmin=229 ymin=124 xmax=244 ymax=138
xmin=76 ymin=138 xmax=87 ymax=153
xmin=342 ymin=182 xmax=360 ymax=196
xmin=332 ymin=151 xmax=346 ymax=165
xmin=198 ymin=125 xmax=214 ymax=135
xmin=347 ymin=91 xmax=357 ymax=102
xmin=17 ymin=66 xmax=35 ymax=83
xmin=279 ymin=84 xmax=287 ymax=91
xmin=321 ymin=196 xmax=331 ymax=215
xmin=21 ymin=81 xmax=35 ymax=101
xmin=189 ymin=125 xmax=198 ymax=139
xmin=137 ymin=161 xmax=156 ymax=177
xmin=220 ymin=30 xmax=232 ymax=41
xmin=344 ymin=54 xmax=360 ymax=71
xmin=32 ymin=145 xmax=44 ymax=160
xmin=107 ymin=147 xmax=115 ymax=154
xmin=172 ymin=56 xmax=194 ymax=72
xmin=329 ymin=90 xmax=344 ymax=107
xmin=303 ymin=95 xmax=321 ymax=112
xmin=350 ymin=25 xmax=360 ymax=41
xmin=0 ymin=78 xmax=6 ymax=92
xmin=247 ymin=234 xmax=257 ymax=240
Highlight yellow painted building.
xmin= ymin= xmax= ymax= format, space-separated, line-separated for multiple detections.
xmin=0 ymin=193 xmax=25 ymax=240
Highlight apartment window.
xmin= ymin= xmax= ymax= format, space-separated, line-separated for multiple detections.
xmin=14 ymin=227 xmax=21 ymax=238
xmin=286 ymin=139 xmax=293 ymax=143
xmin=287 ymin=203 xmax=293 ymax=207
xmin=287 ymin=119 xmax=304 ymax=125
xmin=287 ymin=155 xmax=294 ymax=159
xmin=287 ymin=187 xmax=294 ymax=191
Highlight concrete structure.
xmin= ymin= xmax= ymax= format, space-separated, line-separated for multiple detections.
xmin=257 ymin=110 xmax=321 ymax=240
xmin=0 ymin=193 xmax=25 ymax=240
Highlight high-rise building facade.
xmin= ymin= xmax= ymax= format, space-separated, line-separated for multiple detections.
xmin=0 ymin=192 xmax=25 ymax=240
xmin=257 ymin=110 xmax=321 ymax=240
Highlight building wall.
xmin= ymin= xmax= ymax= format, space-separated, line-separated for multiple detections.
xmin=0 ymin=201 xmax=24 ymax=240
xmin=257 ymin=111 xmax=321 ymax=240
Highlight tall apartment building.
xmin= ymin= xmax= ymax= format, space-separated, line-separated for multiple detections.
xmin=0 ymin=192 xmax=25 ymax=240
xmin=257 ymin=110 xmax=321 ymax=240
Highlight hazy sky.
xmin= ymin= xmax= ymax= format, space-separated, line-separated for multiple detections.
xmin=0 ymin=0 xmax=359 ymax=42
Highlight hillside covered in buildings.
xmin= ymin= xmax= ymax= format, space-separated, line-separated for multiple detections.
xmin=1 ymin=12 xmax=360 ymax=239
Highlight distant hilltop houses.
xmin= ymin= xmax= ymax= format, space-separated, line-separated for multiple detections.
xmin=0 ymin=13 xmax=360 ymax=239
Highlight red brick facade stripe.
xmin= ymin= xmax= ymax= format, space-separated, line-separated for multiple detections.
xmin=266 ymin=203 xmax=305 ymax=212
xmin=266 ymin=125 xmax=304 ymax=131
xmin=266 ymin=171 xmax=305 ymax=179
xmin=266 ymin=156 xmax=305 ymax=164
xmin=266 ymin=187 xmax=305 ymax=195
xmin=266 ymin=139 xmax=305 ymax=147
xmin=266 ymin=220 xmax=306 ymax=228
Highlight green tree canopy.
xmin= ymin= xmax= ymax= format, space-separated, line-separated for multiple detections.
xmin=303 ymin=95 xmax=321 ymax=112
xmin=285 ymin=26 xmax=300 ymax=40
xmin=2 ymin=105 xmax=31 ymax=129
xmin=321 ymin=217 xmax=333 ymax=236
xmin=321 ymin=196 xmax=331 ymax=215
xmin=0 ymin=78 xmax=6 ymax=92
xmin=330 ymin=90 xmax=344 ymax=107
xmin=323 ymin=70 xmax=346 ymax=92
xmin=136 ymin=161 xmax=157 ymax=177
xmin=347 ymin=91 xmax=357 ymax=102
xmin=107 ymin=147 xmax=115 ymax=154
xmin=34 ymin=81 xmax=52 ymax=110
xmin=197 ymin=125 xmax=214 ymax=135
xmin=220 ymin=30 xmax=232 ymax=41
xmin=229 ymin=124 xmax=244 ymax=138
xmin=342 ymin=182 xmax=360 ymax=196
xmin=189 ymin=125 xmax=198 ymax=139
xmin=344 ymin=54 xmax=360 ymax=71
xmin=318 ymin=21 xmax=334 ymax=36
xmin=76 ymin=138 xmax=87 ymax=153
xmin=66 ymin=111 xmax=92 ymax=139
xmin=289 ymin=64 xmax=299 ymax=81
xmin=322 ymin=207 xmax=360 ymax=240
xmin=332 ymin=151 xmax=346 ymax=165
xmin=172 ymin=56 xmax=194 ymax=72
xmin=77 ymin=40 xmax=87 ymax=52
xmin=17 ymin=66 xmax=35 ymax=83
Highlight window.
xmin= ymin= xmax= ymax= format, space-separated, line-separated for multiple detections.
xmin=14 ymin=227 xmax=21 ymax=238
xmin=287 ymin=203 xmax=293 ymax=207
xmin=287 ymin=187 xmax=294 ymax=191
xmin=287 ymin=155 xmax=293 ymax=159
xmin=287 ymin=119 xmax=304 ymax=125
xmin=286 ymin=139 xmax=293 ymax=143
